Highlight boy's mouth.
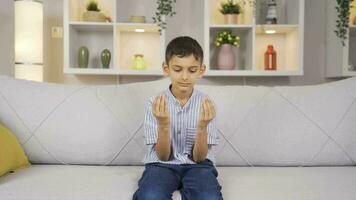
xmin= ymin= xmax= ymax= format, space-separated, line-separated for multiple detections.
xmin=178 ymin=83 xmax=190 ymax=87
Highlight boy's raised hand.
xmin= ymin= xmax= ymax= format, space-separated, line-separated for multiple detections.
xmin=198 ymin=98 xmax=216 ymax=128
xmin=152 ymin=94 xmax=170 ymax=127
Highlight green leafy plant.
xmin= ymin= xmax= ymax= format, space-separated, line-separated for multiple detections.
xmin=215 ymin=30 xmax=240 ymax=47
xmin=153 ymin=0 xmax=176 ymax=32
xmin=335 ymin=0 xmax=354 ymax=46
xmin=86 ymin=0 xmax=100 ymax=12
xmin=219 ymin=0 xmax=242 ymax=15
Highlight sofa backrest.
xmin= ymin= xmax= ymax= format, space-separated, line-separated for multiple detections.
xmin=0 ymin=75 xmax=355 ymax=166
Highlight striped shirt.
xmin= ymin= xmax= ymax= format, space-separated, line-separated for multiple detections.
xmin=142 ymin=85 xmax=218 ymax=165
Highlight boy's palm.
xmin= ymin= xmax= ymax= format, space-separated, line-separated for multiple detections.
xmin=199 ymin=98 xmax=215 ymax=127
xmin=152 ymin=94 xmax=170 ymax=127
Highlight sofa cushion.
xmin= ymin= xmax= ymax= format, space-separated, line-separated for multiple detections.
xmin=0 ymin=75 xmax=356 ymax=166
xmin=0 ymin=165 xmax=355 ymax=200
xmin=0 ymin=123 xmax=30 ymax=176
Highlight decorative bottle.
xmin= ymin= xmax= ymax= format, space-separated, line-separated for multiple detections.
xmin=264 ymin=45 xmax=277 ymax=70
xmin=101 ymin=49 xmax=111 ymax=68
xmin=78 ymin=46 xmax=89 ymax=68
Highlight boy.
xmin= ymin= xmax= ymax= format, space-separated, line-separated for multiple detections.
xmin=133 ymin=36 xmax=223 ymax=200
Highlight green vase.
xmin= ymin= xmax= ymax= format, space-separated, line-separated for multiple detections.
xmin=78 ymin=46 xmax=89 ymax=68
xmin=101 ymin=49 xmax=111 ymax=68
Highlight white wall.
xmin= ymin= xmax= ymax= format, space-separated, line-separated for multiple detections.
xmin=0 ymin=0 xmax=344 ymax=86
xmin=0 ymin=0 xmax=14 ymax=77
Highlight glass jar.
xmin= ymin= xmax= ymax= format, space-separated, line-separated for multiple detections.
xmin=131 ymin=54 xmax=146 ymax=70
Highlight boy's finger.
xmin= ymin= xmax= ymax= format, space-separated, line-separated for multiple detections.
xmin=159 ymin=94 xmax=165 ymax=113
xmin=155 ymin=95 xmax=161 ymax=114
xmin=163 ymin=95 xmax=167 ymax=114
xmin=212 ymin=105 xmax=216 ymax=118
xmin=152 ymin=98 xmax=157 ymax=115
xmin=158 ymin=94 xmax=163 ymax=112
xmin=203 ymin=99 xmax=209 ymax=120
xmin=207 ymin=99 xmax=212 ymax=119
xmin=207 ymin=99 xmax=215 ymax=118
xmin=165 ymin=102 xmax=168 ymax=114
xmin=200 ymin=100 xmax=204 ymax=118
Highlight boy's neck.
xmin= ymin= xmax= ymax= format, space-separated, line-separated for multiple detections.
xmin=170 ymin=84 xmax=194 ymax=106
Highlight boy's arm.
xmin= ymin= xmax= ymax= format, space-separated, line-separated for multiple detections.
xmin=153 ymin=94 xmax=171 ymax=161
xmin=192 ymin=125 xmax=209 ymax=163
xmin=155 ymin=124 xmax=171 ymax=161
xmin=192 ymin=98 xmax=216 ymax=163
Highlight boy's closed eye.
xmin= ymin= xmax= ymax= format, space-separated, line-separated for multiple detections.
xmin=172 ymin=66 xmax=198 ymax=73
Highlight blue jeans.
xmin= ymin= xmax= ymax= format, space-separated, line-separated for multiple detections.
xmin=133 ymin=159 xmax=223 ymax=200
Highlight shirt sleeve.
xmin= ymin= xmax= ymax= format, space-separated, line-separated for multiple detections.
xmin=143 ymin=98 xmax=158 ymax=145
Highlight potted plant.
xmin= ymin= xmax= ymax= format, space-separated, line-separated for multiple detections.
xmin=215 ymin=30 xmax=240 ymax=70
xmin=335 ymin=0 xmax=355 ymax=45
xmin=83 ymin=0 xmax=106 ymax=22
xmin=153 ymin=0 xmax=177 ymax=33
xmin=219 ymin=0 xmax=242 ymax=24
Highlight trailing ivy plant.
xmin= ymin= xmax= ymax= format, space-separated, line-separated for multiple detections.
xmin=153 ymin=0 xmax=176 ymax=33
xmin=335 ymin=0 xmax=354 ymax=46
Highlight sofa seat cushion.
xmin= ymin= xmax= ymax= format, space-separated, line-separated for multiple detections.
xmin=0 ymin=165 xmax=355 ymax=200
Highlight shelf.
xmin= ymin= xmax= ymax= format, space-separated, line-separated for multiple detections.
xmin=350 ymin=26 xmax=356 ymax=36
xmin=210 ymin=24 xmax=253 ymax=28
xmin=64 ymin=0 xmax=304 ymax=76
xmin=208 ymin=0 xmax=253 ymax=25
xmin=69 ymin=0 xmax=115 ymax=22
xmin=117 ymin=69 xmax=162 ymax=76
xmin=116 ymin=0 xmax=155 ymax=23
xmin=64 ymin=68 xmax=119 ymax=75
xmin=255 ymin=24 xmax=299 ymax=34
xmin=63 ymin=68 xmax=163 ymax=76
xmin=343 ymin=71 xmax=356 ymax=76
xmin=205 ymin=0 xmax=304 ymax=76
xmin=69 ymin=22 xmax=114 ymax=31
xmin=255 ymin=26 xmax=300 ymax=71
xmin=348 ymin=28 xmax=356 ymax=71
xmin=115 ymin=24 xmax=163 ymax=71
xmin=255 ymin=0 xmax=300 ymax=25
xmin=350 ymin=2 xmax=356 ymax=26
xmin=205 ymin=69 xmax=302 ymax=77
xmin=69 ymin=25 xmax=114 ymax=69
xmin=209 ymin=27 xmax=253 ymax=70
xmin=116 ymin=23 xmax=160 ymax=32
xmin=326 ymin=0 xmax=355 ymax=77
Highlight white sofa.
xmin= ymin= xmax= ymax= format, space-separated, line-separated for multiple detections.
xmin=0 ymin=75 xmax=355 ymax=200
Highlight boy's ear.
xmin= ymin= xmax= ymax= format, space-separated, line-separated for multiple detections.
xmin=162 ymin=62 xmax=170 ymax=77
xmin=199 ymin=64 xmax=206 ymax=78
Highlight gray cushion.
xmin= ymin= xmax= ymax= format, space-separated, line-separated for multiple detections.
xmin=0 ymin=165 xmax=355 ymax=200
xmin=0 ymin=75 xmax=356 ymax=166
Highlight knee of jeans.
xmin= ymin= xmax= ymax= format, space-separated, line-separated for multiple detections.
xmin=137 ymin=187 xmax=167 ymax=200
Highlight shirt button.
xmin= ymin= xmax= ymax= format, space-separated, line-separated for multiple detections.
xmin=177 ymin=130 xmax=181 ymax=134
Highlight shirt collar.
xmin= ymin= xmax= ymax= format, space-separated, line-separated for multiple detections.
xmin=165 ymin=84 xmax=197 ymax=108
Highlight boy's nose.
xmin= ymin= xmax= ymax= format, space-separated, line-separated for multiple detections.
xmin=182 ymin=71 xmax=188 ymax=80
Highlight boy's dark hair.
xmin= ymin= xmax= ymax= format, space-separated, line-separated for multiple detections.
xmin=165 ymin=36 xmax=204 ymax=65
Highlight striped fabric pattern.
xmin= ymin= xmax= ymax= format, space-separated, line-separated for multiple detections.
xmin=142 ymin=85 xmax=218 ymax=165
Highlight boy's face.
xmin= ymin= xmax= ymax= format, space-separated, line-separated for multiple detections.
xmin=163 ymin=54 xmax=206 ymax=95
